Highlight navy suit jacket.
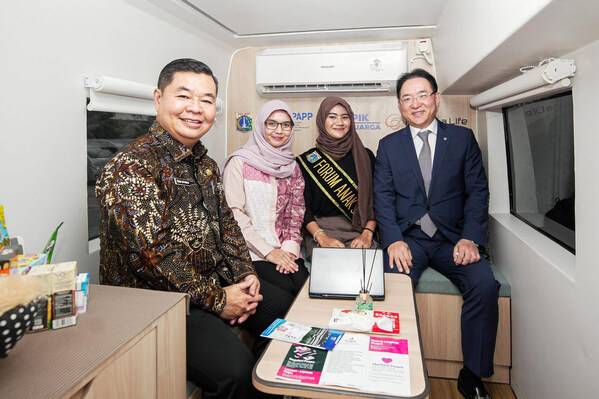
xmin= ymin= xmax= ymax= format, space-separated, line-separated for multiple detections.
xmin=374 ymin=120 xmax=489 ymax=249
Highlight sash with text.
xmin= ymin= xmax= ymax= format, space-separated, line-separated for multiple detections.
xmin=298 ymin=148 xmax=358 ymax=221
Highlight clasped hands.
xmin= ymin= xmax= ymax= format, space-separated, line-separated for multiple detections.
xmin=387 ymin=238 xmax=480 ymax=273
xmin=315 ymin=230 xmax=373 ymax=249
xmin=220 ymin=274 xmax=262 ymax=326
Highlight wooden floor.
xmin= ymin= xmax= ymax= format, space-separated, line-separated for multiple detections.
xmin=429 ymin=378 xmax=516 ymax=399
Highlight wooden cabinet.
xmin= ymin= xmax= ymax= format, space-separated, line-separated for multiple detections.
xmin=0 ymin=285 xmax=187 ymax=399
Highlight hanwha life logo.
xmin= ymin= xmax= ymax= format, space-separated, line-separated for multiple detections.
xmin=385 ymin=114 xmax=405 ymax=130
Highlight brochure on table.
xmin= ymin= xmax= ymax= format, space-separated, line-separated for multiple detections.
xmin=261 ymin=318 xmax=344 ymax=350
xmin=328 ymin=308 xmax=400 ymax=335
xmin=276 ymin=333 xmax=411 ymax=396
xmin=277 ymin=344 xmax=328 ymax=384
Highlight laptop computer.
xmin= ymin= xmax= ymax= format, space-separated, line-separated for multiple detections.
xmin=309 ymin=247 xmax=385 ymax=300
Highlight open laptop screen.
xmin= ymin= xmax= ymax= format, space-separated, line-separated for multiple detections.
xmin=309 ymin=247 xmax=385 ymax=300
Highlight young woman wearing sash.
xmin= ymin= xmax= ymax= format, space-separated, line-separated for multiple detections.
xmin=223 ymin=100 xmax=309 ymax=296
xmin=298 ymin=96 xmax=377 ymax=259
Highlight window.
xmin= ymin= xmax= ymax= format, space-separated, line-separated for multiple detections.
xmin=503 ymin=92 xmax=575 ymax=253
xmin=87 ymin=110 xmax=154 ymax=241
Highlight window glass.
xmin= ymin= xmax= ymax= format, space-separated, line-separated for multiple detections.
xmin=87 ymin=110 xmax=153 ymax=241
xmin=503 ymin=92 xmax=575 ymax=253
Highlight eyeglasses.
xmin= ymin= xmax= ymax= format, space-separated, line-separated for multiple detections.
xmin=264 ymin=119 xmax=293 ymax=131
xmin=399 ymin=91 xmax=436 ymax=105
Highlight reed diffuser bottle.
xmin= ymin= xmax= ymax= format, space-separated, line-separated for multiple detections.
xmin=355 ymin=289 xmax=373 ymax=311
xmin=355 ymin=246 xmax=377 ymax=311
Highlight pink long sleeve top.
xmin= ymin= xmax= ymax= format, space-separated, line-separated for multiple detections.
xmin=223 ymin=157 xmax=306 ymax=261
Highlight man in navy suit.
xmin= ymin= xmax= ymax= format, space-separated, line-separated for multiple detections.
xmin=374 ymin=69 xmax=498 ymax=399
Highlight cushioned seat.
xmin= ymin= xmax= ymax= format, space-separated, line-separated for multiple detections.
xmin=415 ymin=264 xmax=511 ymax=297
xmin=414 ymin=263 xmax=512 ymax=383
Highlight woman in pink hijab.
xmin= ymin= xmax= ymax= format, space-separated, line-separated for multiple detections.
xmin=223 ymin=100 xmax=308 ymax=296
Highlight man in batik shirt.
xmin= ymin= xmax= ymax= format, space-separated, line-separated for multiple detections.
xmin=96 ymin=58 xmax=292 ymax=399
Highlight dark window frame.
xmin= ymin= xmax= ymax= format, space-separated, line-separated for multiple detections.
xmin=503 ymin=91 xmax=575 ymax=254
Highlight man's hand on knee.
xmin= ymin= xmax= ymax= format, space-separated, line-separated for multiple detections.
xmin=387 ymin=240 xmax=413 ymax=273
xmin=453 ymin=239 xmax=480 ymax=266
xmin=242 ymin=274 xmax=261 ymax=297
xmin=220 ymin=279 xmax=263 ymax=324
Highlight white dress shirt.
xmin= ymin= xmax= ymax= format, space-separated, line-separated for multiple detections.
xmin=409 ymin=119 xmax=438 ymax=167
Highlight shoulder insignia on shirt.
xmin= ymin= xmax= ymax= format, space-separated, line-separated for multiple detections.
xmin=174 ymin=178 xmax=192 ymax=186
xmin=307 ymin=151 xmax=321 ymax=163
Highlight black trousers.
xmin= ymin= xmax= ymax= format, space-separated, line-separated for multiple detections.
xmin=252 ymin=258 xmax=309 ymax=296
xmin=186 ymin=278 xmax=293 ymax=399
xmin=388 ymin=227 xmax=499 ymax=378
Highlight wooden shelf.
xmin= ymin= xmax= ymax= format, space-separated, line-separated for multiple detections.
xmin=0 ymin=284 xmax=187 ymax=399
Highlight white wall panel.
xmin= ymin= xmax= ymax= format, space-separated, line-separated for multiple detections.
xmin=482 ymin=37 xmax=599 ymax=399
xmin=0 ymin=0 xmax=234 ymax=281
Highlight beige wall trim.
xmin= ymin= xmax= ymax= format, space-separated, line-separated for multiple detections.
xmin=226 ymin=40 xmax=476 ymax=159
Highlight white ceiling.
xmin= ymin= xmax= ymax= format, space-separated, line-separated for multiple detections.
xmin=139 ymin=0 xmax=599 ymax=93
xmin=445 ymin=0 xmax=599 ymax=93
xmin=182 ymin=0 xmax=446 ymax=36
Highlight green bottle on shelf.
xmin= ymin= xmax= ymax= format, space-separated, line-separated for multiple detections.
xmin=42 ymin=222 xmax=64 ymax=263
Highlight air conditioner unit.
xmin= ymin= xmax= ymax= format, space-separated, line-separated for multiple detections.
xmin=256 ymin=43 xmax=407 ymax=95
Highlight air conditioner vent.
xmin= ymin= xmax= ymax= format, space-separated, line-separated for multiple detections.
xmin=260 ymin=82 xmax=392 ymax=94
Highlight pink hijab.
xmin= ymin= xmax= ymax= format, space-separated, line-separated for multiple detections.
xmin=224 ymin=100 xmax=297 ymax=178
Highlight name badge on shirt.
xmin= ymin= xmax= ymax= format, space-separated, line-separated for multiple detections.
xmin=174 ymin=178 xmax=192 ymax=186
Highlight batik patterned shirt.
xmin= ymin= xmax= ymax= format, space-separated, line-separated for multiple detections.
xmin=96 ymin=122 xmax=255 ymax=314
